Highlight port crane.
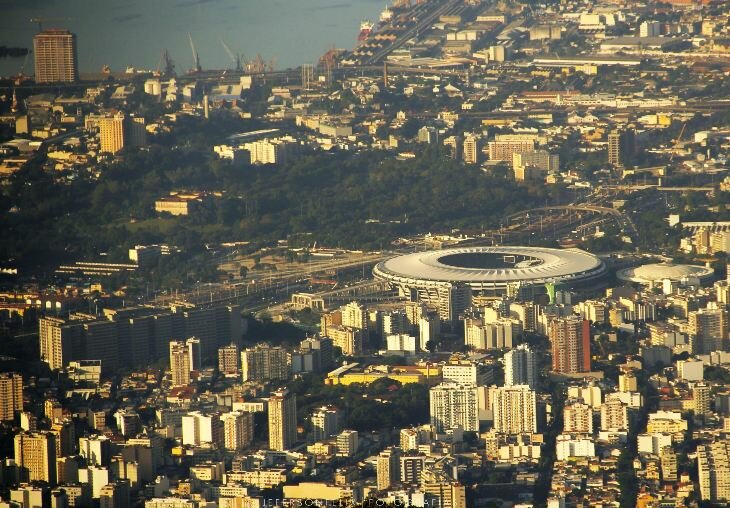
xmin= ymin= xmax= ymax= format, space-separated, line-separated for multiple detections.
xmin=188 ymin=33 xmax=202 ymax=73
xmin=219 ymin=38 xmax=244 ymax=72
xmin=156 ymin=49 xmax=175 ymax=77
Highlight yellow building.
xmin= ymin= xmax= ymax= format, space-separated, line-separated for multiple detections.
xmin=307 ymin=442 xmax=337 ymax=457
xmin=14 ymin=431 xmax=57 ymax=485
xmin=283 ymin=482 xmax=355 ymax=503
xmin=328 ymin=325 xmax=364 ymax=357
xmin=327 ymin=371 xmax=425 ymax=386
xmin=97 ymin=112 xmax=148 ymax=155
xmin=646 ymin=411 xmax=687 ymax=439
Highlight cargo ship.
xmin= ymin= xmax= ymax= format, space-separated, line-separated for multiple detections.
xmin=358 ymin=20 xmax=374 ymax=41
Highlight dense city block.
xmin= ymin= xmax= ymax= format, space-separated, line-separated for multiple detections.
xmin=5 ymin=0 xmax=730 ymax=507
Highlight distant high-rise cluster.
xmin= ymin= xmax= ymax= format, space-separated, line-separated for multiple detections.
xmin=39 ymin=303 xmax=241 ymax=373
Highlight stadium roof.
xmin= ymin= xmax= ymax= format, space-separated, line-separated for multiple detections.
xmin=374 ymin=246 xmax=604 ymax=285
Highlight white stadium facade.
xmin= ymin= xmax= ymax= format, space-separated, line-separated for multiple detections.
xmin=373 ymin=246 xmax=607 ymax=320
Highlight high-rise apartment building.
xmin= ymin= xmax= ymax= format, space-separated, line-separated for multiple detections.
xmin=50 ymin=419 xmax=76 ymax=458
xmin=688 ymin=308 xmax=728 ymax=354
xmin=268 ymin=388 xmax=297 ymax=451
xmin=429 ymin=383 xmax=479 ymax=432
xmin=492 ymin=385 xmax=538 ymax=435
xmin=607 ymin=128 xmax=635 ymax=167
xmin=40 ymin=317 xmax=80 ymax=371
xmin=97 ymin=112 xmax=148 ymax=155
xmin=660 ymin=446 xmax=677 ymax=482
xmin=340 ymin=301 xmax=368 ymax=331
xmin=504 ymin=344 xmax=538 ymax=388
xmin=243 ymin=137 xmax=293 ymax=165
xmin=186 ymin=337 xmax=201 ymax=371
xmin=568 ymin=383 xmax=602 ymax=409
xmin=9 ymin=485 xmax=49 ymax=508
xmin=33 ymin=29 xmax=78 ymax=83
xmin=311 ymin=406 xmax=341 ymax=442
xmin=221 ymin=411 xmax=254 ymax=451
xmin=418 ymin=313 xmax=440 ymax=351
xmin=400 ymin=427 xmax=428 ymax=452
xmin=400 ymin=455 xmax=426 ymax=484
xmin=292 ymin=336 xmax=334 ymax=373
xmin=442 ymin=362 xmax=492 ymax=386
xmin=463 ymin=135 xmax=481 ymax=164
xmin=241 ymin=344 xmax=289 ymax=382
xmin=14 ymin=431 xmax=57 ymax=485
xmin=549 ymin=315 xmax=591 ymax=374
xmin=98 ymin=112 xmax=124 ymax=155
xmin=0 ymin=372 xmax=23 ymax=421
xmin=381 ymin=310 xmax=408 ymax=337
xmin=218 ymin=344 xmax=240 ymax=376
xmin=422 ymin=469 xmax=467 ymax=508
xmin=698 ymin=441 xmax=730 ymax=503
xmin=563 ymin=401 xmax=593 ymax=434
xmin=335 ymin=429 xmax=358 ymax=457
xmin=512 ymin=149 xmax=560 ymax=181
xmin=182 ymin=412 xmax=223 ymax=447
xmin=405 ymin=301 xmax=427 ymax=329
xmin=79 ymin=434 xmax=112 ymax=467
xmin=510 ymin=302 xmax=537 ymax=332
xmin=99 ymin=481 xmax=131 ymax=508
xmin=487 ymin=134 xmax=537 ymax=161
xmin=618 ymin=371 xmax=638 ymax=392
xmin=169 ymin=340 xmax=196 ymax=386
xmin=376 ymin=447 xmax=400 ymax=490
xmin=464 ymin=317 xmax=521 ymax=350
xmin=114 ymin=409 xmax=140 ymax=438
xmin=694 ymin=382 xmax=711 ymax=417
xmin=600 ymin=398 xmax=628 ymax=432
xmin=328 ymin=326 xmax=364 ymax=357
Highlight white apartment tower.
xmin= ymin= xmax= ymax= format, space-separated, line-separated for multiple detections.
xmin=504 ymin=344 xmax=538 ymax=388
xmin=311 ymin=406 xmax=340 ymax=442
xmin=698 ymin=441 xmax=730 ymax=503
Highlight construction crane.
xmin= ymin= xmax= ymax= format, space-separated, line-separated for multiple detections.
xmin=188 ymin=33 xmax=201 ymax=73
xmin=669 ymin=121 xmax=687 ymax=162
xmin=219 ymin=38 xmax=244 ymax=72
xmin=30 ymin=17 xmax=71 ymax=32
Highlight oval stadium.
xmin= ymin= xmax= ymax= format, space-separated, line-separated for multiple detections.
xmin=373 ymin=246 xmax=606 ymax=311
xmin=616 ymin=262 xmax=714 ymax=286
